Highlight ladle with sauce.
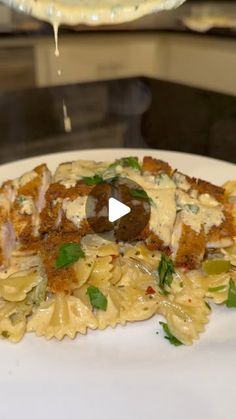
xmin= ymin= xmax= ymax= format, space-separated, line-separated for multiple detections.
xmin=1 ymin=0 xmax=186 ymax=136
xmin=1 ymin=0 xmax=186 ymax=28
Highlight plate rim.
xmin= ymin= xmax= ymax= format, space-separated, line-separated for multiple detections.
xmin=0 ymin=148 xmax=235 ymax=172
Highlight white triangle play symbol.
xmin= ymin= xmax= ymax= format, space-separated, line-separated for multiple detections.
xmin=108 ymin=197 xmax=131 ymax=223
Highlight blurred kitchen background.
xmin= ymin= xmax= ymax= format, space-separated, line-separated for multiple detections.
xmin=0 ymin=0 xmax=236 ymax=164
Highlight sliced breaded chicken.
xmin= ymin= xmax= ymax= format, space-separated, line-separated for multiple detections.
xmin=193 ymin=179 xmax=225 ymax=203
xmin=171 ymin=213 xmax=206 ymax=269
xmin=223 ymin=181 xmax=236 ymax=228
xmin=146 ymin=188 xmax=176 ymax=249
xmin=0 ymin=164 xmax=51 ymax=268
xmin=144 ymin=229 xmax=166 ymax=251
xmin=40 ymin=181 xmax=92 ymax=234
xmin=40 ymin=180 xmax=112 ymax=236
xmin=115 ymin=180 xmax=150 ymax=242
xmin=207 ymin=208 xmax=235 ymax=248
xmin=53 ymin=160 xmax=109 ymax=188
xmin=0 ymin=187 xmax=16 ymax=268
xmin=172 ymin=171 xmax=194 ymax=192
xmin=173 ymin=171 xmax=225 ymax=203
xmin=40 ymin=231 xmax=82 ymax=293
xmin=0 ymin=220 xmax=15 ymax=269
xmin=142 ymin=156 xmax=172 ymax=176
xmin=9 ymin=164 xmax=51 ymax=241
xmin=172 ymin=188 xmax=234 ymax=266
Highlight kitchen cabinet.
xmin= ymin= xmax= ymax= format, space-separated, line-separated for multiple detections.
xmin=0 ymin=32 xmax=236 ymax=95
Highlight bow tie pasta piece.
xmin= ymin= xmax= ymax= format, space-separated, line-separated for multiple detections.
xmin=96 ymin=287 xmax=124 ymax=330
xmin=117 ymin=286 xmax=159 ymax=323
xmin=73 ymin=256 xmax=95 ymax=289
xmin=221 ymin=239 xmax=236 ymax=267
xmin=0 ymin=270 xmax=41 ymax=302
xmin=123 ymin=243 xmax=161 ymax=269
xmin=87 ymin=256 xmax=114 ymax=293
xmin=96 ymin=243 xmax=120 ymax=258
xmin=0 ymin=300 xmax=32 ymax=342
xmin=202 ymin=272 xmax=236 ymax=305
xmin=158 ymin=285 xmax=210 ymax=345
xmin=27 ymin=293 xmax=97 ymax=340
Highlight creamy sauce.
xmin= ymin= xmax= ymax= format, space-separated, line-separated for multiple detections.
xmin=2 ymin=0 xmax=186 ymax=27
xmin=176 ymin=190 xmax=224 ymax=234
xmin=62 ymin=196 xmax=87 ymax=227
xmin=53 ymin=21 xmax=60 ymax=57
xmin=199 ymin=193 xmax=220 ymax=208
xmin=170 ymin=213 xmax=183 ymax=258
xmin=117 ymin=167 xmax=175 ymax=191
xmin=62 ymin=100 xmax=72 ymax=133
xmin=54 ymin=160 xmax=109 ymax=187
xmin=18 ymin=196 xmax=35 ymax=215
xmin=173 ymin=172 xmax=191 ymax=192
xmin=148 ymin=188 xmax=176 ymax=246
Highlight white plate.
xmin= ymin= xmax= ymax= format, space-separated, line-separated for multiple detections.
xmin=0 ymin=149 xmax=235 ymax=419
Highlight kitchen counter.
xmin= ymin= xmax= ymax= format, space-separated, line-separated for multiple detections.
xmin=0 ymin=76 xmax=235 ymax=165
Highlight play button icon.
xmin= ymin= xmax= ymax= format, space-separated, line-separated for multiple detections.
xmin=108 ymin=198 xmax=131 ymax=223
xmin=86 ymin=176 xmax=151 ymax=241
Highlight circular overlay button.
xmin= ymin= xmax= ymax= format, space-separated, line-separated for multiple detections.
xmin=86 ymin=177 xmax=151 ymax=241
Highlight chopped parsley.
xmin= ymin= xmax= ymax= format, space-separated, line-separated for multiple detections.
xmin=17 ymin=195 xmax=26 ymax=204
xmin=185 ymin=204 xmax=200 ymax=214
xmin=55 ymin=243 xmax=85 ymax=269
xmin=87 ymin=286 xmax=108 ymax=311
xmin=225 ymin=278 xmax=236 ymax=308
xmin=130 ymin=188 xmax=148 ymax=200
xmin=208 ymin=285 xmax=227 ymax=293
xmin=105 ymin=176 xmax=120 ymax=185
xmin=109 ymin=157 xmax=141 ymax=171
xmin=83 ymin=174 xmax=103 ymax=186
xmin=205 ymin=301 xmax=211 ymax=311
xmin=155 ymin=173 xmax=168 ymax=185
xmin=129 ymin=188 xmax=154 ymax=206
xmin=158 ymin=253 xmax=175 ymax=291
xmin=159 ymin=322 xmax=183 ymax=346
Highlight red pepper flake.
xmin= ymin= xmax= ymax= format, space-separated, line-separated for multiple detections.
xmin=146 ymin=286 xmax=156 ymax=295
xmin=112 ymin=255 xmax=118 ymax=262
xmin=182 ymin=263 xmax=190 ymax=272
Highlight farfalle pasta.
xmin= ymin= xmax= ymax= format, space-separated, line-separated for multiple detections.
xmin=0 ymin=156 xmax=236 ymax=345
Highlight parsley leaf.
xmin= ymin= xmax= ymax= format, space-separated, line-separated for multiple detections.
xmin=129 ymin=188 xmax=154 ymax=206
xmin=185 ymin=204 xmax=200 ymax=214
xmin=158 ymin=253 xmax=175 ymax=290
xmin=130 ymin=188 xmax=148 ymax=200
xmin=105 ymin=176 xmax=120 ymax=185
xmin=208 ymin=285 xmax=227 ymax=293
xmin=83 ymin=174 xmax=103 ymax=186
xmin=205 ymin=301 xmax=211 ymax=311
xmin=159 ymin=322 xmax=183 ymax=346
xmin=55 ymin=243 xmax=85 ymax=269
xmin=109 ymin=157 xmax=141 ymax=171
xmin=87 ymin=286 xmax=108 ymax=311
xmin=226 ymin=278 xmax=236 ymax=308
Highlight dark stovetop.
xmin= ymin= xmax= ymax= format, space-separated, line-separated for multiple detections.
xmin=0 ymin=77 xmax=236 ymax=165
